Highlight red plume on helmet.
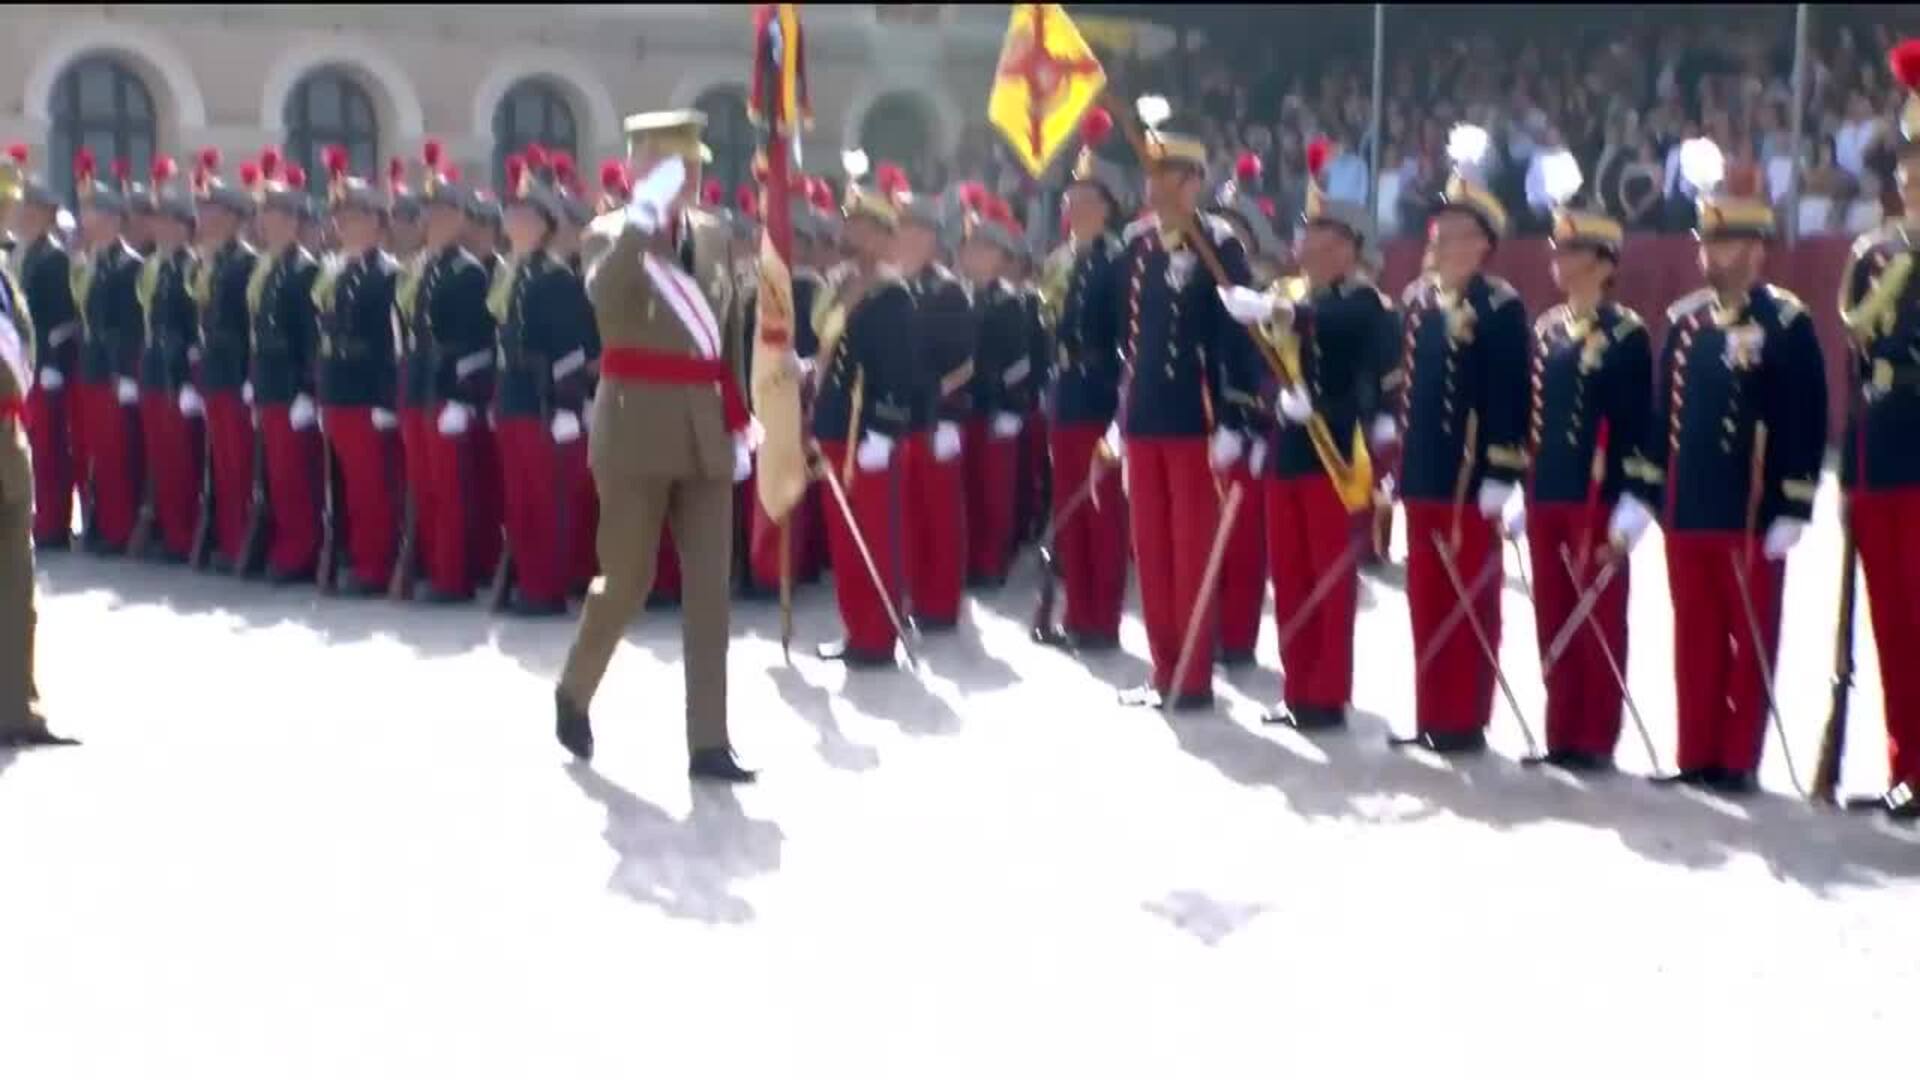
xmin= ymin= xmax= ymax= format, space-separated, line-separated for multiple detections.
xmin=1889 ymin=39 xmax=1920 ymax=90
xmin=736 ymin=185 xmax=758 ymax=218
xmin=1305 ymin=136 xmax=1333 ymax=182
xmin=111 ymin=158 xmax=131 ymax=187
xmin=5 ymin=143 xmax=25 ymax=166
xmin=323 ymin=144 xmax=350 ymax=181
xmin=598 ymin=158 xmax=629 ymax=199
xmin=284 ymin=164 xmax=308 ymax=190
xmin=958 ymin=180 xmax=989 ymax=214
xmin=1235 ymin=151 xmax=1263 ymax=185
xmin=239 ymin=161 xmax=262 ymax=190
xmin=552 ymin=151 xmax=576 ymax=187
xmin=198 ymin=147 xmax=220 ymax=173
xmin=150 ymin=154 xmax=177 ymax=185
xmin=422 ymin=138 xmax=443 ymax=170
xmin=702 ymin=178 xmax=724 ymax=207
xmin=1080 ymin=106 xmax=1114 ymax=148
xmin=259 ymin=146 xmax=282 ymax=180
xmin=524 ymin=143 xmax=550 ymax=173
xmin=73 ymin=147 xmax=96 ymax=184
xmin=874 ymin=162 xmax=909 ymax=198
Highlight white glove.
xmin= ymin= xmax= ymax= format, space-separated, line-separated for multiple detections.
xmin=372 ymin=407 xmax=399 ymax=431
xmin=933 ymin=420 xmax=963 ymax=462
xmin=1607 ymin=493 xmax=1655 ymax=554
xmin=116 ymin=376 xmax=139 ymax=405
xmin=855 ymin=430 xmax=895 ymax=473
xmin=1278 ymin=385 xmax=1313 ymax=424
xmin=289 ymin=393 xmax=318 ymax=431
xmin=1247 ymin=436 xmax=1268 ymax=476
xmin=1218 ymin=284 xmax=1280 ymax=326
xmin=1763 ymin=519 xmax=1804 ymax=561
xmin=549 ymin=409 xmax=582 ymax=444
xmin=436 ymin=401 xmax=471 ymax=437
xmin=1208 ymin=427 xmax=1245 ymax=472
xmin=177 ymin=385 xmax=205 ymax=417
xmin=1103 ymin=421 xmax=1124 ymax=459
xmin=626 ymin=156 xmax=687 ymax=234
xmin=1478 ymin=479 xmax=1516 ymax=522
xmin=242 ymin=381 xmax=255 ymax=407
xmin=1501 ymin=496 xmax=1527 ymax=539
xmin=38 ymin=367 xmax=65 ymax=392
xmin=733 ymin=437 xmax=753 ymax=483
xmin=1369 ymin=415 xmax=1399 ymax=449
xmin=991 ymin=411 xmax=1023 ymax=439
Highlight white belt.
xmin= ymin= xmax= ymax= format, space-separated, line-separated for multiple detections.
xmin=453 ymin=348 xmax=493 ymax=379
xmin=551 ymin=348 xmax=586 ymax=380
xmin=1001 ymin=357 xmax=1030 ymax=386
xmin=47 ymin=321 xmax=80 ymax=348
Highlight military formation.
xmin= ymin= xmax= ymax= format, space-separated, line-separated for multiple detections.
xmin=0 ymin=58 xmax=1916 ymax=821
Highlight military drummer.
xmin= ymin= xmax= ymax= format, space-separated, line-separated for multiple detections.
xmin=554 ymin=109 xmax=756 ymax=784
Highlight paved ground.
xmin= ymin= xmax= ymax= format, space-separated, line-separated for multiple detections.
xmin=2 ymin=485 xmax=1915 ymax=1079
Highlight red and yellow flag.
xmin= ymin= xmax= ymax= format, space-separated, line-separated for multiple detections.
xmin=988 ymin=3 xmax=1107 ymax=179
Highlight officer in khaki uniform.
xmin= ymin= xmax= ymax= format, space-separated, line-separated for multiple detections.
xmin=1 ymin=157 xmax=76 ymax=748
xmin=555 ymin=110 xmax=756 ymax=783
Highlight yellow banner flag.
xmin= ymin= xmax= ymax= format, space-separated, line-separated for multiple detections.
xmin=987 ymin=3 xmax=1107 ymax=179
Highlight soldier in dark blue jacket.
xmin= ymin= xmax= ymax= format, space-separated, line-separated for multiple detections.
xmin=1034 ymin=111 xmax=1128 ymax=652
xmin=248 ymin=157 xmax=324 ymax=583
xmin=1388 ymin=125 xmax=1530 ymax=754
xmin=493 ymin=147 xmax=592 ymax=616
xmin=72 ymin=151 xmax=147 ymax=556
xmin=1221 ymin=141 xmax=1396 ymax=732
xmin=811 ymin=165 xmax=918 ymax=667
xmin=191 ymin=150 xmax=261 ymax=572
xmin=134 ymin=156 xmax=204 ymax=562
xmin=956 ymin=190 xmax=1035 ymax=590
xmin=1516 ymin=187 xmax=1657 ymax=772
xmin=410 ymin=143 xmax=498 ymax=603
xmin=1112 ymin=113 xmax=1264 ymax=711
xmin=7 ymin=149 xmax=82 ymax=548
xmin=1839 ymin=82 xmax=1920 ymax=819
xmin=316 ymin=152 xmax=403 ymax=595
xmin=1648 ymin=139 xmax=1827 ymax=795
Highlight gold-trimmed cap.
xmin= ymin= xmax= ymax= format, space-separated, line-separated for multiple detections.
xmin=1440 ymin=174 xmax=1508 ymax=241
xmin=1143 ymin=128 xmax=1207 ymax=171
xmin=1550 ymin=208 xmax=1623 ymax=256
xmin=1695 ymin=195 xmax=1775 ymax=241
xmin=623 ymin=109 xmax=713 ymax=165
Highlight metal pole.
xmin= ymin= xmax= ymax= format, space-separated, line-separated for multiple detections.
xmin=1367 ymin=4 xmax=1385 ymax=221
xmin=1784 ymin=4 xmax=1809 ymax=245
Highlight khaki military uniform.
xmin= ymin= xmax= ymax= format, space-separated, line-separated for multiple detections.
xmin=559 ymin=205 xmax=743 ymax=751
xmin=0 ymin=263 xmax=45 ymax=736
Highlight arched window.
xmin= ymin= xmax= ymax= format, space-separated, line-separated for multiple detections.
xmin=47 ymin=55 xmax=156 ymax=201
xmin=859 ymin=91 xmax=936 ymax=188
xmin=493 ymin=79 xmax=577 ymax=190
xmin=693 ymin=86 xmax=752 ymax=203
xmin=284 ymin=68 xmax=379 ymax=195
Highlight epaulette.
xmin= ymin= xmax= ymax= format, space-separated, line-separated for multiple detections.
xmin=375 ymin=252 xmax=401 ymax=273
xmin=1850 ymin=224 xmax=1900 ymax=262
xmin=1764 ymin=284 xmax=1807 ymax=324
xmin=1533 ymin=303 xmax=1569 ymax=335
xmin=1666 ymin=287 xmax=1714 ymax=323
xmin=1122 ymin=217 xmax=1156 ymax=245
xmin=1608 ymin=304 xmax=1646 ymax=341
xmin=1482 ymin=275 xmax=1520 ymax=310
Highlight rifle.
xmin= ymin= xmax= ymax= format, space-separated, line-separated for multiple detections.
xmin=234 ymin=418 xmax=269 ymax=578
xmin=1811 ymin=508 xmax=1860 ymax=806
xmin=187 ymin=403 xmax=214 ymax=568
xmin=388 ymin=489 xmax=417 ymax=600
xmin=315 ymin=434 xmax=338 ymax=592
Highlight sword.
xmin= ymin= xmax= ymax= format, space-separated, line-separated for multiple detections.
xmin=1164 ymin=480 xmax=1246 ymax=714
xmin=1415 ymin=553 xmax=1505 ymax=673
xmin=1559 ymin=544 xmax=1662 ymax=774
xmin=1272 ymin=534 xmax=1366 ymax=659
xmin=1539 ymin=554 xmax=1624 ymax=678
xmin=1430 ymin=530 xmax=1538 ymax=758
xmin=1731 ymin=552 xmax=1806 ymax=798
xmin=1028 ymin=443 xmax=1113 ymax=634
xmin=815 ymin=445 xmax=918 ymax=668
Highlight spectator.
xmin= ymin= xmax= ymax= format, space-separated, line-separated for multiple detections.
xmin=1322 ymin=135 xmax=1369 ymax=209
xmin=1834 ymin=90 xmax=1886 ymax=187
xmin=1617 ymin=136 xmax=1664 ymax=230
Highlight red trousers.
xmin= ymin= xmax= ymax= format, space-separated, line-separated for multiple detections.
xmin=1127 ymin=437 xmax=1222 ymax=696
xmin=1266 ymin=473 xmax=1359 ymax=710
xmin=323 ymin=406 xmax=401 ymax=590
xmin=1049 ymin=422 xmax=1127 ymax=638
xmin=495 ymin=416 xmax=586 ymax=605
xmin=423 ymin=418 xmax=501 ymax=598
xmin=75 ymin=383 xmax=141 ymax=550
xmin=139 ymin=392 xmax=202 ymax=559
xmin=818 ymin=439 xmax=902 ymax=654
xmin=25 ymin=383 xmax=76 ymax=541
xmin=1217 ymin=458 xmax=1267 ymax=655
xmin=1525 ymin=502 xmax=1630 ymax=757
xmin=204 ymin=391 xmax=255 ymax=566
xmin=744 ymin=470 xmax=824 ymax=592
xmin=964 ymin=417 xmax=1018 ymax=581
xmin=902 ymin=430 xmax=967 ymax=624
xmin=258 ymin=403 xmax=321 ymax=576
xmin=1850 ymin=489 xmax=1920 ymax=788
xmin=1405 ymin=500 xmax=1502 ymax=736
xmin=1665 ymin=532 xmax=1783 ymax=774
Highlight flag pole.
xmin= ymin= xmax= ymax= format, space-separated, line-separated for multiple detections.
xmin=1367 ymin=4 xmax=1385 ymax=218
xmin=1784 ymin=3 xmax=1809 ymax=246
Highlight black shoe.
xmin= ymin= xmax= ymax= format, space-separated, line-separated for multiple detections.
xmin=1165 ymin=690 xmax=1215 ymax=713
xmin=33 ymin=533 xmax=72 ymax=552
xmin=1651 ymin=767 xmax=1722 ymax=789
xmin=414 ymin=584 xmax=472 ymax=605
xmin=689 ymin=746 xmax=757 ymax=784
xmin=505 ymin=592 xmax=567 ymax=618
xmin=264 ymin=565 xmax=315 ymax=586
xmin=334 ymin=571 xmax=382 ymax=598
xmin=1264 ymin=704 xmax=1347 ymax=731
xmin=1388 ymin=729 xmax=1487 ymax=756
xmin=915 ymin=616 xmax=959 ymax=634
xmin=1031 ymin=624 xmax=1072 ymax=649
xmin=554 ymin=688 xmax=593 ymax=761
xmin=204 ymin=554 xmax=235 ymax=575
xmin=1707 ymin=769 xmax=1758 ymax=797
xmin=1117 ymin=684 xmax=1164 ymax=709
xmin=0 ymin=726 xmax=80 ymax=749
xmin=1525 ymin=748 xmax=1614 ymax=773
xmin=816 ymin=640 xmax=896 ymax=669
xmin=1217 ymin=648 xmax=1256 ymax=669
xmin=645 ymin=592 xmax=682 ymax=611
xmin=1069 ymin=631 xmax=1120 ymax=653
